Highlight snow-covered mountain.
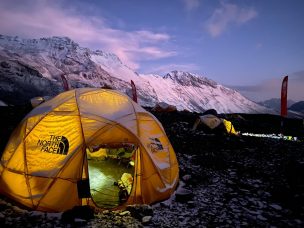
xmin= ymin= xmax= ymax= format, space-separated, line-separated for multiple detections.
xmin=0 ymin=35 xmax=271 ymax=113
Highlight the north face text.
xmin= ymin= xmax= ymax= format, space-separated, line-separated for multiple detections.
xmin=37 ymin=135 xmax=69 ymax=155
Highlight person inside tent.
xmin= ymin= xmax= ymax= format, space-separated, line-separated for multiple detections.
xmin=114 ymin=172 xmax=133 ymax=203
xmin=192 ymin=109 xmax=239 ymax=136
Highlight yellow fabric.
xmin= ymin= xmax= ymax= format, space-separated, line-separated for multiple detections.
xmin=222 ymin=119 xmax=237 ymax=135
xmin=0 ymin=88 xmax=179 ymax=212
xmin=86 ymin=148 xmax=108 ymax=160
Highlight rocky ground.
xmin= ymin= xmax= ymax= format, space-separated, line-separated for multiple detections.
xmin=0 ymin=107 xmax=304 ymax=227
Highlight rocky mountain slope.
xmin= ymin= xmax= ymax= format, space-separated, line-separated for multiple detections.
xmin=289 ymin=101 xmax=304 ymax=113
xmin=258 ymin=98 xmax=295 ymax=112
xmin=0 ymin=34 xmax=271 ymax=113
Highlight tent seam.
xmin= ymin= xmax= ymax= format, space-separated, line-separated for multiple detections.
xmin=74 ymin=89 xmax=88 ymax=206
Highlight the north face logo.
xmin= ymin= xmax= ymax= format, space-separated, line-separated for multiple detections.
xmin=37 ymin=135 xmax=69 ymax=155
xmin=148 ymin=138 xmax=164 ymax=153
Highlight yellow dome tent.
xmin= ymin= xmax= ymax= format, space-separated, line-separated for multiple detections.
xmin=0 ymin=88 xmax=179 ymax=212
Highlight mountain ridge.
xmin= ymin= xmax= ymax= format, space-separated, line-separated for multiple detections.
xmin=289 ymin=101 xmax=304 ymax=113
xmin=258 ymin=98 xmax=295 ymax=111
xmin=0 ymin=34 xmax=273 ymax=113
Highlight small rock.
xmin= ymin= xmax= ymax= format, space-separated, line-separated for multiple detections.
xmin=187 ymin=201 xmax=196 ymax=208
xmin=229 ymin=171 xmax=237 ymax=176
xmin=269 ymin=204 xmax=282 ymax=210
xmin=178 ymin=216 xmax=185 ymax=221
xmin=182 ymin=174 xmax=192 ymax=182
xmin=46 ymin=212 xmax=62 ymax=219
xmin=102 ymin=210 xmax=110 ymax=215
xmin=257 ymin=215 xmax=267 ymax=221
xmin=160 ymin=201 xmax=171 ymax=208
xmin=241 ymin=222 xmax=248 ymax=226
xmin=29 ymin=211 xmax=45 ymax=218
xmin=295 ymin=219 xmax=302 ymax=224
xmin=257 ymin=201 xmax=264 ymax=208
xmin=75 ymin=218 xmax=87 ymax=224
xmin=213 ymin=177 xmax=219 ymax=183
xmin=227 ymin=180 xmax=234 ymax=185
xmin=175 ymin=188 xmax=193 ymax=202
xmin=12 ymin=206 xmax=26 ymax=214
xmin=244 ymin=208 xmax=258 ymax=215
xmin=119 ymin=211 xmax=131 ymax=216
xmin=142 ymin=215 xmax=152 ymax=224
xmin=127 ymin=204 xmax=153 ymax=219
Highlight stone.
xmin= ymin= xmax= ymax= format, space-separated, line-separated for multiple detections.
xmin=102 ymin=210 xmax=110 ymax=215
xmin=75 ymin=218 xmax=87 ymax=224
xmin=119 ymin=211 xmax=131 ymax=216
xmin=257 ymin=215 xmax=267 ymax=221
xmin=175 ymin=188 xmax=193 ymax=203
xmin=142 ymin=216 xmax=152 ymax=224
xmin=12 ymin=206 xmax=26 ymax=214
xmin=127 ymin=204 xmax=153 ymax=219
xmin=295 ymin=219 xmax=302 ymax=224
xmin=182 ymin=174 xmax=192 ymax=182
xmin=61 ymin=206 xmax=94 ymax=224
xmin=269 ymin=204 xmax=282 ymax=210
xmin=257 ymin=201 xmax=264 ymax=208
xmin=187 ymin=201 xmax=196 ymax=208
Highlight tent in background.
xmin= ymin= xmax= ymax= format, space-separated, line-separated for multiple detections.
xmin=192 ymin=109 xmax=238 ymax=135
xmin=0 ymin=88 xmax=179 ymax=212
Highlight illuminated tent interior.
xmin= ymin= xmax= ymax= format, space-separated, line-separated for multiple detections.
xmin=0 ymin=88 xmax=179 ymax=212
xmin=86 ymin=145 xmax=136 ymax=208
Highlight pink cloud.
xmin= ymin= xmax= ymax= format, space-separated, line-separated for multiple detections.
xmin=205 ymin=2 xmax=257 ymax=37
xmin=130 ymin=47 xmax=176 ymax=59
xmin=182 ymin=0 xmax=200 ymax=11
xmin=0 ymin=0 xmax=175 ymax=70
xmin=134 ymin=30 xmax=170 ymax=42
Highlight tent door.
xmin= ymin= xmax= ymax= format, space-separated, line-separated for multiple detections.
xmin=86 ymin=144 xmax=136 ymax=209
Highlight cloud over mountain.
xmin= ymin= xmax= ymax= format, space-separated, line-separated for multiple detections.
xmin=0 ymin=0 xmax=175 ymax=70
xmin=205 ymin=2 xmax=257 ymax=37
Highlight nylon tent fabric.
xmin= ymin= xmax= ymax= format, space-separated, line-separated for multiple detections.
xmin=192 ymin=114 xmax=238 ymax=136
xmin=222 ymin=119 xmax=238 ymax=135
xmin=199 ymin=114 xmax=222 ymax=129
xmin=0 ymin=88 xmax=179 ymax=212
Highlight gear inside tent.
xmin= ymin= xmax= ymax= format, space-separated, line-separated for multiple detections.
xmin=0 ymin=88 xmax=179 ymax=212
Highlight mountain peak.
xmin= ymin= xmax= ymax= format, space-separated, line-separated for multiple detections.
xmin=93 ymin=50 xmax=123 ymax=65
xmin=163 ymin=70 xmax=217 ymax=88
xmin=163 ymin=70 xmax=197 ymax=79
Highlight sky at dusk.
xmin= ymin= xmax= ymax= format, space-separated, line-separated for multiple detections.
xmin=0 ymin=0 xmax=303 ymax=102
